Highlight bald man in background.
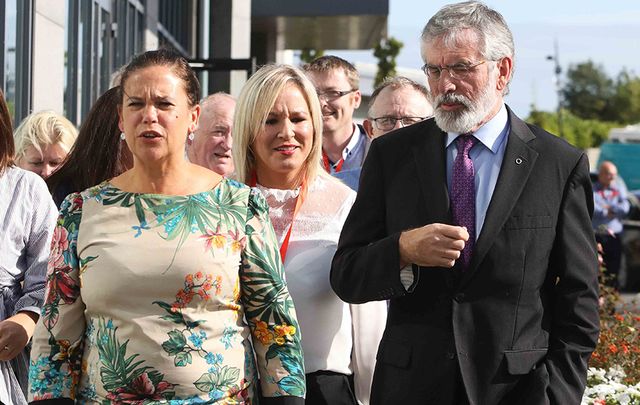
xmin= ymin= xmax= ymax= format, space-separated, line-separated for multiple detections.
xmin=363 ymin=76 xmax=433 ymax=138
xmin=593 ymin=160 xmax=630 ymax=288
xmin=187 ymin=92 xmax=235 ymax=176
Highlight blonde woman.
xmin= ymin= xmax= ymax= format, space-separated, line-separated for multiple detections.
xmin=233 ymin=64 xmax=387 ymax=405
xmin=14 ymin=111 xmax=78 ymax=178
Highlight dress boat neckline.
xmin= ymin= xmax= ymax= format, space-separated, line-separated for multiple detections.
xmin=102 ymin=177 xmax=228 ymax=199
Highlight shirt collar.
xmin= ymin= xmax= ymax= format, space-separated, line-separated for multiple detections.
xmin=445 ymin=103 xmax=508 ymax=153
xmin=342 ymin=124 xmax=364 ymax=160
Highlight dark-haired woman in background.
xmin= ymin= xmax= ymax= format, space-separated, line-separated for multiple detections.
xmin=46 ymin=86 xmax=133 ymax=207
xmin=29 ymin=50 xmax=305 ymax=404
xmin=0 ymin=90 xmax=57 ymax=404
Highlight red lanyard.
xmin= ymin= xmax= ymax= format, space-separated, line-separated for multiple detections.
xmin=249 ymin=172 xmax=307 ymax=263
xmin=598 ymin=188 xmax=619 ymax=199
xmin=322 ymin=150 xmax=344 ymax=173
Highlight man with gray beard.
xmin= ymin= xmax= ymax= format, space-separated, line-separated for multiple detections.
xmin=331 ymin=2 xmax=599 ymax=404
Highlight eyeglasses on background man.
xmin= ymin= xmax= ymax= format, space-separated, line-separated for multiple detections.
xmin=316 ymin=89 xmax=356 ymax=102
xmin=371 ymin=116 xmax=430 ymax=131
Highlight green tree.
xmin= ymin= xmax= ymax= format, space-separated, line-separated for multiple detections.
xmin=562 ymin=60 xmax=614 ymax=121
xmin=299 ymin=48 xmax=324 ymax=64
xmin=610 ymin=69 xmax=640 ymax=124
xmin=373 ymin=37 xmax=403 ymax=87
xmin=527 ymin=107 xmax=616 ymax=149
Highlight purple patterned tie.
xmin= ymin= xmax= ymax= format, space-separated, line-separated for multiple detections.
xmin=451 ymin=134 xmax=478 ymax=270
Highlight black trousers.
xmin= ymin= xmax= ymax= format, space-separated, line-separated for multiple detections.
xmin=305 ymin=370 xmax=358 ymax=405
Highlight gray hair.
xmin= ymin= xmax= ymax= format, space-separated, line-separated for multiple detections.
xmin=368 ymin=76 xmax=429 ymax=117
xmin=200 ymin=91 xmax=235 ymax=106
xmin=421 ymin=1 xmax=514 ymax=92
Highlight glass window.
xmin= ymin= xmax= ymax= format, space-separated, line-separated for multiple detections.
xmin=3 ymin=0 xmax=32 ymax=124
xmin=2 ymin=0 xmax=17 ymax=119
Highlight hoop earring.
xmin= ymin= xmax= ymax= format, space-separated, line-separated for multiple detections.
xmin=119 ymin=132 xmax=126 ymax=141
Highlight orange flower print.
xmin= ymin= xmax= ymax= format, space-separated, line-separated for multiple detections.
xmin=200 ymin=225 xmax=227 ymax=251
xmin=175 ymin=288 xmax=195 ymax=308
xmin=173 ymin=272 xmax=220 ymax=309
xmin=273 ymin=324 xmax=296 ymax=345
xmin=274 ymin=324 xmax=296 ymax=337
xmin=254 ymin=321 xmax=274 ymax=345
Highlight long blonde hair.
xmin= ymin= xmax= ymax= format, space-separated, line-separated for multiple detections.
xmin=233 ymin=64 xmax=327 ymax=186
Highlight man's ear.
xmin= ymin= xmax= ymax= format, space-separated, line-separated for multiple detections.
xmin=363 ymin=119 xmax=374 ymax=138
xmin=496 ymin=56 xmax=513 ymax=93
xmin=353 ymin=90 xmax=362 ymax=109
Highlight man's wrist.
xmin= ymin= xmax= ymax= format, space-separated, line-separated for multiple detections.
xmin=398 ymin=230 xmax=412 ymax=268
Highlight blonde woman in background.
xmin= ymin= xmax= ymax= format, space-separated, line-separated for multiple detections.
xmin=14 ymin=111 xmax=78 ymax=178
xmin=233 ymin=63 xmax=387 ymax=405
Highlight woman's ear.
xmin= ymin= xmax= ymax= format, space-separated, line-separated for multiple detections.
xmin=190 ymin=105 xmax=201 ymax=133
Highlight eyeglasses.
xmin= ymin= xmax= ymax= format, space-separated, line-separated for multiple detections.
xmin=371 ymin=116 xmax=429 ymax=131
xmin=421 ymin=60 xmax=487 ymax=80
xmin=316 ymin=89 xmax=356 ymax=101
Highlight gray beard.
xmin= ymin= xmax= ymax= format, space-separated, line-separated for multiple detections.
xmin=429 ymin=78 xmax=498 ymax=134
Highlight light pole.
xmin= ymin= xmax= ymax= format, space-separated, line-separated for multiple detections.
xmin=546 ymin=39 xmax=564 ymax=138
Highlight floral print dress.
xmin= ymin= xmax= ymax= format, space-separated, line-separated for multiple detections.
xmin=28 ymin=178 xmax=305 ymax=404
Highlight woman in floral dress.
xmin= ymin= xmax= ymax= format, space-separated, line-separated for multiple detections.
xmin=233 ymin=64 xmax=386 ymax=405
xmin=28 ymin=50 xmax=305 ymax=404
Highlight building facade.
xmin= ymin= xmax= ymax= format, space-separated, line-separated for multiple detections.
xmin=1 ymin=0 xmax=386 ymax=126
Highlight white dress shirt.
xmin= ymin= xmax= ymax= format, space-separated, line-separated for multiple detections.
xmin=257 ymin=174 xmax=387 ymax=405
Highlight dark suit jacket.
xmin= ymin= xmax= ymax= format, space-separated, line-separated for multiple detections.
xmin=330 ymin=107 xmax=600 ymax=405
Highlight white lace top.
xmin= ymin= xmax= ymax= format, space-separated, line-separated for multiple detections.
xmin=257 ymin=175 xmax=387 ymax=405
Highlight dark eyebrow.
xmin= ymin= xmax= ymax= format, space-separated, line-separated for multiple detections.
xmin=154 ymin=94 xmax=174 ymax=101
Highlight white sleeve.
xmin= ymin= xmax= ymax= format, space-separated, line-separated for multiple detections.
xmin=350 ymin=300 xmax=387 ymax=405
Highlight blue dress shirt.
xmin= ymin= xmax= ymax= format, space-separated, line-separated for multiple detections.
xmin=400 ymin=104 xmax=510 ymax=289
xmin=446 ymin=104 xmax=510 ymax=238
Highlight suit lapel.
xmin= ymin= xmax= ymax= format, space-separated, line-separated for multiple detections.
xmin=412 ymin=121 xmax=450 ymax=223
xmin=460 ymin=109 xmax=539 ymax=287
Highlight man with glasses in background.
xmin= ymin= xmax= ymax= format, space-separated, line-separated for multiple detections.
xmin=331 ymin=2 xmax=599 ymax=404
xmin=303 ymin=55 xmax=368 ymax=191
xmin=363 ymin=76 xmax=433 ymax=138
xmin=186 ymin=92 xmax=235 ymax=176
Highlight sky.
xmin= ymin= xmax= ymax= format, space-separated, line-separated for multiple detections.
xmin=327 ymin=0 xmax=640 ymax=118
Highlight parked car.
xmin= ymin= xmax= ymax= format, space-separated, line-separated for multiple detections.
xmin=590 ymin=172 xmax=640 ymax=291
